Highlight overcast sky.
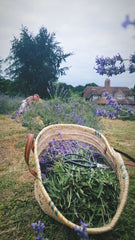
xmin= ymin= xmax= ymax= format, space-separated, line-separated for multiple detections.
xmin=0 ymin=0 xmax=135 ymax=88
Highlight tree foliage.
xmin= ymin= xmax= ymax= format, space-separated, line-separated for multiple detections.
xmin=54 ymin=82 xmax=98 ymax=97
xmin=0 ymin=58 xmax=3 ymax=78
xmin=131 ymin=85 xmax=135 ymax=94
xmin=5 ymin=26 xmax=72 ymax=97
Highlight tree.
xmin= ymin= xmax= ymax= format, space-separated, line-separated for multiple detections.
xmin=5 ymin=26 xmax=72 ymax=97
xmin=131 ymin=85 xmax=135 ymax=94
xmin=0 ymin=58 xmax=3 ymax=78
xmin=0 ymin=58 xmax=7 ymax=94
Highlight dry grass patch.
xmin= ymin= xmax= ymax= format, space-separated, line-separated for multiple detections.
xmin=101 ymin=118 xmax=135 ymax=158
xmin=0 ymin=114 xmax=34 ymax=181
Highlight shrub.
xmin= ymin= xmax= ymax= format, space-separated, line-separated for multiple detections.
xmin=0 ymin=94 xmax=23 ymax=114
xmin=12 ymin=96 xmax=99 ymax=136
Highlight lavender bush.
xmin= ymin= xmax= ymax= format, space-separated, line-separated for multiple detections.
xmin=96 ymin=92 xmax=135 ymax=120
xmin=11 ymin=95 xmax=98 ymax=135
xmin=0 ymin=94 xmax=23 ymax=114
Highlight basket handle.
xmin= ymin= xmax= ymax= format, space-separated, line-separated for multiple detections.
xmin=25 ymin=133 xmax=37 ymax=177
xmin=114 ymin=148 xmax=135 ymax=167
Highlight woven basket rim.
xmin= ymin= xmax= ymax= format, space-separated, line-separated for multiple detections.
xmin=34 ymin=124 xmax=129 ymax=234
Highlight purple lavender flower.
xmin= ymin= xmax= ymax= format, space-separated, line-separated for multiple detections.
xmin=94 ymin=54 xmax=126 ymax=76
xmin=58 ymin=132 xmax=63 ymax=138
xmin=11 ymin=115 xmax=18 ymax=122
xmin=74 ymin=221 xmax=89 ymax=240
xmin=129 ymin=54 xmax=135 ymax=72
xmin=41 ymin=173 xmax=45 ymax=180
xmin=15 ymin=110 xmax=19 ymax=115
xmin=130 ymin=53 xmax=135 ymax=64
xmin=122 ymin=15 xmax=130 ymax=28
xmin=128 ymin=109 xmax=134 ymax=116
xmin=122 ymin=15 xmax=135 ymax=29
xmin=115 ymin=53 xmax=123 ymax=63
xmin=23 ymin=121 xmax=29 ymax=125
xmin=119 ymin=64 xmax=126 ymax=74
xmin=129 ymin=63 xmax=135 ymax=73
xmin=96 ymin=109 xmax=100 ymax=116
xmin=47 ymin=87 xmax=50 ymax=94
xmin=78 ymin=120 xmax=85 ymax=125
xmin=40 ymin=102 xmax=44 ymax=108
xmin=32 ymin=221 xmax=45 ymax=240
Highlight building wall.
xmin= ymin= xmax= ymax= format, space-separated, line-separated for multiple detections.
xmin=114 ymin=90 xmax=125 ymax=99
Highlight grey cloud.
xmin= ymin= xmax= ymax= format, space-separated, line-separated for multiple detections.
xmin=0 ymin=0 xmax=135 ymax=87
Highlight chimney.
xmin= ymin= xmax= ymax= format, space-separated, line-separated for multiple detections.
xmin=105 ymin=79 xmax=110 ymax=88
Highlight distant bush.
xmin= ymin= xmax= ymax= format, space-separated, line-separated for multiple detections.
xmin=0 ymin=94 xmax=23 ymax=114
xmin=96 ymin=104 xmax=135 ymax=121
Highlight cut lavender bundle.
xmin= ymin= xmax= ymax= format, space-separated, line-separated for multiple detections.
xmin=39 ymin=133 xmax=119 ymax=227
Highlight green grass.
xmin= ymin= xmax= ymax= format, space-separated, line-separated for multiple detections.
xmin=0 ymin=107 xmax=135 ymax=239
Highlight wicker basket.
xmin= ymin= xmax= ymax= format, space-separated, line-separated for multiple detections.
xmin=25 ymin=124 xmax=129 ymax=234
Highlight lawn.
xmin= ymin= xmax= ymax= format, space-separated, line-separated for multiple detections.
xmin=0 ymin=114 xmax=135 ymax=240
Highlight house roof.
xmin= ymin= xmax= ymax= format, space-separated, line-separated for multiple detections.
xmin=83 ymin=79 xmax=135 ymax=104
xmin=83 ymin=86 xmax=134 ymax=99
